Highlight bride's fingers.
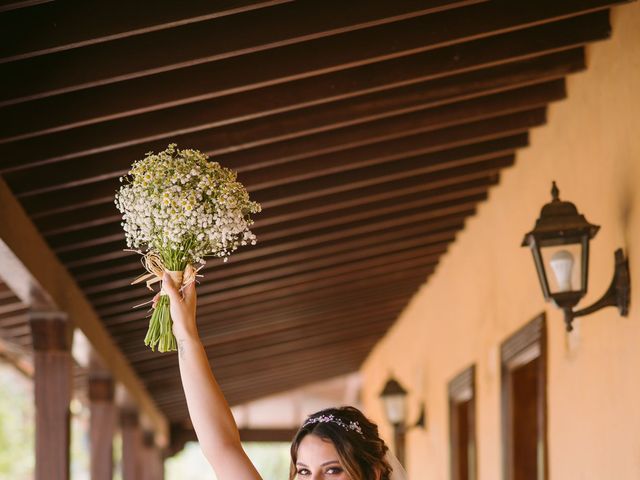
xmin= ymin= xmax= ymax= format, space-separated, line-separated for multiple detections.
xmin=162 ymin=272 xmax=182 ymax=304
xmin=152 ymin=292 xmax=160 ymax=309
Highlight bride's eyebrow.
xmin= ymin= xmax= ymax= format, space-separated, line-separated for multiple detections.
xmin=321 ymin=460 xmax=340 ymax=466
xmin=296 ymin=462 xmax=309 ymax=467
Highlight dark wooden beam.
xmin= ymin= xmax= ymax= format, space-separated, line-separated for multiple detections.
xmin=121 ymin=289 xmax=414 ymax=359
xmin=239 ymin=428 xmax=299 ymax=443
xmin=137 ymin=311 xmax=400 ymax=380
xmin=107 ymin=271 xmax=426 ymax=338
xmin=101 ymin=251 xmax=437 ymax=329
xmin=82 ymin=195 xmax=476 ymax=295
xmin=79 ymin=201 xmax=465 ymax=296
xmin=3 ymin=47 xmax=575 ymax=179
xmin=152 ymin=341 xmax=378 ymax=403
xmin=83 ymin=197 xmax=467 ymax=296
xmin=0 ymin=0 xmax=483 ymax=103
xmin=159 ymin=356 xmax=366 ymax=416
xmin=43 ymin=177 xmax=493 ymax=292
xmin=42 ymin=172 xmax=496 ymax=251
xmin=0 ymin=0 xmax=295 ymax=62
xmin=251 ymin=139 xmax=526 ymax=209
xmin=115 ymin=294 xmax=416 ymax=360
xmin=9 ymin=74 xmax=567 ymax=197
xmin=51 ymin=169 xmax=478 ymax=259
xmin=21 ymin=128 xmax=520 ymax=225
xmin=148 ymin=248 xmax=437 ymax=315
xmin=0 ymin=12 xmax=606 ymax=143
xmin=154 ymin=344 xmax=375 ymax=408
xmin=95 ymin=232 xmax=449 ymax=318
xmin=0 ymin=0 xmax=619 ymax=105
xmin=40 ymin=112 xmax=529 ymax=258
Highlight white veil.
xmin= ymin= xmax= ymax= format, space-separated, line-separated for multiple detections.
xmin=386 ymin=451 xmax=408 ymax=480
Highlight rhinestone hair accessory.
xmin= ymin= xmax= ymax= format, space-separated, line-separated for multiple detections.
xmin=302 ymin=414 xmax=364 ymax=437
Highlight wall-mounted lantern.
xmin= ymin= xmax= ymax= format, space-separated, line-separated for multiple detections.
xmin=379 ymin=376 xmax=426 ymax=466
xmin=522 ymin=182 xmax=630 ymax=332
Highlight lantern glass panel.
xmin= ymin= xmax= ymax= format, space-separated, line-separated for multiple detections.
xmin=539 ymin=241 xmax=583 ymax=295
xmin=383 ymin=393 xmax=407 ymax=426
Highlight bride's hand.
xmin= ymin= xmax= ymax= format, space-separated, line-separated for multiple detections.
xmin=160 ymin=272 xmax=198 ymax=340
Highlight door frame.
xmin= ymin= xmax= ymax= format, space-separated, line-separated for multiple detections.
xmin=449 ymin=364 xmax=477 ymax=480
xmin=500 ymin=313 xmax=548 ymax=480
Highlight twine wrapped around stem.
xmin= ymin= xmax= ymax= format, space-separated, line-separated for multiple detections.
xmin=128 ymin=250 xmax=201 ymax=292
xmin=125 ymin=250 xmax=204 ymax=352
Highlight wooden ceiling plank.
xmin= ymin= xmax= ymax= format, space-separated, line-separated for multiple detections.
xmin=105 ymin=281 xmax=426 ymax=349
xmin=107 ymin=278 xmax=422 ymax=344
xmin=151 ymin=337 xmax=379 ymax=396
xmin=81 ymin=216 xmax=455 ymax=300
xmin=50 ymin=176 xmax=495 ymax=282
xmin=78 ymin=186 xmax=489 ymax=292
xmin=42 ymin=171 xmax=496 ymax=247
xmin=251 ymin=143 xmax=526 ymax=213
xmin=0 ymin=12 xmax=606 ymax=143
xmin=23 ymin=80 xmax=566 ymax=212
xmin=135 ymin=249 xmax=438 ymax=315
xmin=146 ymin=329 xmax=393 ymax=392
xmin=4 ymin=47 xmax=578 ymax=179
xmin=82 ymin=199 xmax=468 ymax=295
xmin=94 ymin=236 xmax=449 ymax=318
xmin=110 ymin=280 xmax=419 ymax=343
xmin=0 ymin=1 xmax=295 ymax=62
xmin=55 ymin=152 xmax=512 ymax=272
xmin=99 ymin=255 xmax=437 ymax=328
xmin=22 ymin=129 xmax=524 ymax=234
xmin=0 ymin=176 xmax=169 ymax=444
xmin=9 ymin=73 xmax=568 ymax=198
xmin=49 ymin=122 xmax=504 ymax=251
xmin=91 ymin=239 xmax=444 ymax=317
xmin=105 ymin=273 xmax=427 ymax=335
xmin=131 ymin=304 xmax=404 ymax=372
xmin=232 ymin=110 xmax=544 ymax=193
xmin=0 ymin=0 xmax=487 ymax=104
xmin=153 ymin=343 xmax=376 ymax=405
xmin=0 ymin=0 xmax=618 ymax=106
xmin=158 ymin=355 xmax=368 ymax=412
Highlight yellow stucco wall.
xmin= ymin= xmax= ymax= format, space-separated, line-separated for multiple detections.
xmin=360 ymin=4 xmax=640 ymax=479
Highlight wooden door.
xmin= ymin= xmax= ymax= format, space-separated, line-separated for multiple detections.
xmin=501 ymin=314 xmax=547 ymax=480
xmin=449 ymin=365 xmax=476 ymax=480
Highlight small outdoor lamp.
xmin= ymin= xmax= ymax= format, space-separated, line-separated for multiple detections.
xmin=522 ymin=182 xmax=630 ymax=332
xmin=379 ymin=376 xmax=426 ymax=466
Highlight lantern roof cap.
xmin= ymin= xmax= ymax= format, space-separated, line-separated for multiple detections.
xmin=379 ymin=376 xmax=407 ymax=398
xmin=521 ymin=182 xmax=600 ymax=246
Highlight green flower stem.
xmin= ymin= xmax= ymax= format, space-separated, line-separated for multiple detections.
xmin=145 ymin=295 xmax=177 ymax=353
xmin=144 ymin=246 xmax=192 ymax=353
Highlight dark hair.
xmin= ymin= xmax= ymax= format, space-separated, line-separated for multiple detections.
xmin=289 ymin=406 xmax=392 ymax=480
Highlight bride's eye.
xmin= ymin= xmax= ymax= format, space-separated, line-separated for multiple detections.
xmin=296 ymin=468 xmax=311 ymax=477
xmin=326 ymin=467 xmax=344 ymax=475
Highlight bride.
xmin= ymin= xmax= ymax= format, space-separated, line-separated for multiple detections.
xmin=161 ymin=273 xmax=408 ymax=480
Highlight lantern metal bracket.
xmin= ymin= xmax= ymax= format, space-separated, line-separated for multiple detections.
xmin=562 ymin=248 xmax=630 ymax=331
xmin=412 ymin=402 xmax=426 ymax=430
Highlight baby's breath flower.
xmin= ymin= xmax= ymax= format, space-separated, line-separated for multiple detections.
xmin=115 ymin=144 xmax=261 ymax=266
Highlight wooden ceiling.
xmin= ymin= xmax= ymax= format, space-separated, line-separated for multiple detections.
xmin=0 ymin=280 xmax=30 ymax=353
xmin=0 ymin=0 xmax=628 ymax=433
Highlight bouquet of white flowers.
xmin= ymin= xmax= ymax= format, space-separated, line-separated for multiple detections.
xmin=115 ymin=144 xmax=261 ymax=352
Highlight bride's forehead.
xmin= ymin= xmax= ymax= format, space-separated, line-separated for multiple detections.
xmin=297 ymin=434 xmax=339 ymax=459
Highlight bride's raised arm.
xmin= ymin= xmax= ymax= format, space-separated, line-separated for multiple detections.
xmin=162 ymin=273 xmax=263 ymax=480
